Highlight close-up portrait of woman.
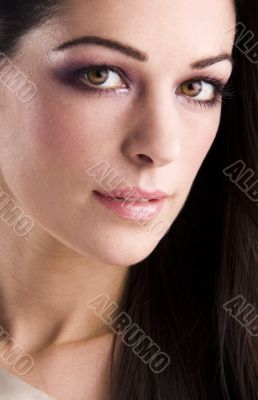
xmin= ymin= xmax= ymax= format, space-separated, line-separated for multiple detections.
xmin=0 ymin=0 xmax=257 ymax=399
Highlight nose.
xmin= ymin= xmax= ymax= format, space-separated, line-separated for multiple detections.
xmin=122 ymin=84 xmax=182 ymax=168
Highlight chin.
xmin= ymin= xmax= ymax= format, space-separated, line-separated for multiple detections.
xmin=78 ymin=231 xmax=164 ymax=268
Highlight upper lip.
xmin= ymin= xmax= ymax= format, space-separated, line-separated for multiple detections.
xmin=95 ymin=186 xmax=169 ymax=200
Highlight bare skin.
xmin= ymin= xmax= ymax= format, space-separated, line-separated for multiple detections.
xmin=0 ymin=0 xmax=235 ymax=398
xmin=0 ymin=332 xmax=116 ymax=399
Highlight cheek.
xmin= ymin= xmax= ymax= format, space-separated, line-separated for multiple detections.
xmin=32 ymin=102 xmax=110 ymax=166
xmin=194 ymin=110 xmax=221 ymax=158
xmin=0 ymin=93 xmax=121 ymax=218
xmin=23 ymin=94 xmax=128 ymax=195
xmin=179 ymin=109 xmax=221 ymax=190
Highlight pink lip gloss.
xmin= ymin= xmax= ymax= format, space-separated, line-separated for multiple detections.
xmin=93 ymin=191 xmax=166 ymax=221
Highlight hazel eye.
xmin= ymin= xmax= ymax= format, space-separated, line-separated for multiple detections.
xmin=180 ymin=80 xmax=214 ymax=101
xmin=76 ymin=66 xmax=127 ymax=90
xmin=87 ymin=67 xmax=109 ymax=85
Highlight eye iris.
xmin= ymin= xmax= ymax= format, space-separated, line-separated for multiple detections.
xmin=87 ymin=67 xmax=109 ymax=85
xmin=182 ymin=81 xmax=202 ymax=97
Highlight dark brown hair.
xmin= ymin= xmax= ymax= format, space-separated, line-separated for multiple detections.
xmin=0 ymin=1 xmax=257 ymax=398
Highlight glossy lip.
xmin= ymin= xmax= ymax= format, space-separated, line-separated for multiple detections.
xmin=95 ymin=186 xmax=169 ymax=200
xmin=93 ymin=187 xmax=168 ymax=221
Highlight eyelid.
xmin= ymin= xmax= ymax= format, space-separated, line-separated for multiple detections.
xmin=178 ymin=75 xmax=226 ymax=92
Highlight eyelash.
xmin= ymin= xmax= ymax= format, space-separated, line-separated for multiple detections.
xmin=71 ymin=63 xmax=234 ymax=109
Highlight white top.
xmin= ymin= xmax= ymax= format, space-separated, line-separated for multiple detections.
xmin=0 ymin=368 xmax=55 ymax=400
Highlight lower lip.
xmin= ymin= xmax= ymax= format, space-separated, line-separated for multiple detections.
xmin=93 ymin=192 xmax=166 ymax=221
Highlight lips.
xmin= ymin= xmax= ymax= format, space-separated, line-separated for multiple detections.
xmin=94 ymin=191 xmax=167 ymax=221
xmin=95 ymin=186 xmax=169 ymax=201
xmin=112 ymin=197 xmax=153 ymax=202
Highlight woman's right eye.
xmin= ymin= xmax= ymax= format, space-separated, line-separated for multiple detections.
xmin=73 ymin=65 xmax=129 ymax=94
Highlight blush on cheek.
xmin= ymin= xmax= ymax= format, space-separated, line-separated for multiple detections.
xmin=32 ymin=100 xmax=83 ymax=161
xmin=33 ymin=103 xmax=109 ymax=177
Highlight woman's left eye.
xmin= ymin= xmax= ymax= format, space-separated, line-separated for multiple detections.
xmin=180 ymin=81 xmax=214 ymax=100
xmin=176 ymin=78 xmax=225 ymax=108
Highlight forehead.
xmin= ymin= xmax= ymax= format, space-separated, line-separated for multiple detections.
xmin=17 ymin=0 xmax=236 ymax=78
xmin=52 ymin=0 xmax=236 ymax=60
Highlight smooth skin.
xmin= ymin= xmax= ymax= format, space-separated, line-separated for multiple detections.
xmin=0 ymin=0 xmax=235 ymax=399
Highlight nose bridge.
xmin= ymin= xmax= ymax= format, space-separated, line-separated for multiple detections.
xmin=144 ymin=84 xmax=178 ymax=142
xmin=128 ymin=83 xmax=182 ymax=166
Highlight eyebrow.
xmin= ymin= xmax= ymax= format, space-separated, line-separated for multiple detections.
xmin=54 ymin=35 xmax=233 ymax=69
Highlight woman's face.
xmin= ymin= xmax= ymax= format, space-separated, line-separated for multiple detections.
xmin=0 ymin=0 xmax=235 ymax=267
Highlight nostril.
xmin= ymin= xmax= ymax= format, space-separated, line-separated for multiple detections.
xmin=137 ymin=154 xmax=153 ymax=163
